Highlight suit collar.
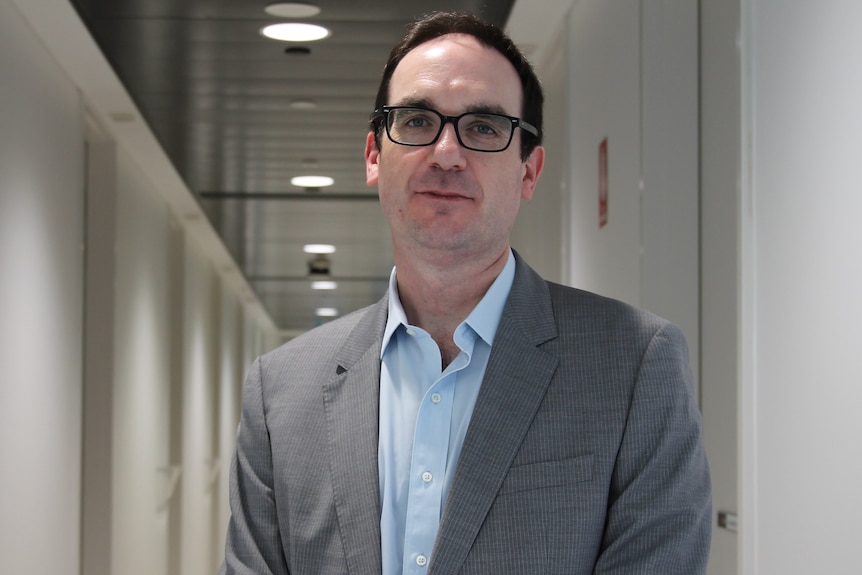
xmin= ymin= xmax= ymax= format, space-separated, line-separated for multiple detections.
xmin=503 ymin=250 xmax=559 ymax=346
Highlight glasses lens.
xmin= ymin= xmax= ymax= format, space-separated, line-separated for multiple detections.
xmin=457 ymin=113 xmax=514 ymax=152
xmin=386 ymin=108 xmax=441 ymax=146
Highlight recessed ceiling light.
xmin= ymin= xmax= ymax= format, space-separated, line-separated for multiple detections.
xmin=311 ymin=280 xmax=337 ymax=290
xmin=289 ymin=99 xmax=317 ymax=110
xmin=303 ymin=244 xmax=336 ymax=254
xmin=291 ymin=175 xmax=334 ymax=188
xmin=261 ymin=23 xmax=330 ymax=42
xmin=316 ymin=307 xmax=339 ymax=317
xmin=264 ymin=2 xmax=321 ymax=18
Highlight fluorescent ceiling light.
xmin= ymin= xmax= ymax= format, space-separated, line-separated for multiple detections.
xmin=311 ymin=280 xmax=338 ymax=290
xmin=261 ymin=23 xmax=330 ymax=42
xmin=303 ymin=244 xmax=336 ymax=254
xmin=291 ymin=175 xmax=334 ymax=188
xmin=264 ymin=2 xmax=322 ymax=18
xmin=316 ymin=307 xmax=339 ymax=317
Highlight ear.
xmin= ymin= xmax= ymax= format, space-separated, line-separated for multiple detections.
xmin=365 ymin=131 xmax=380 ymax=187
xmin=520 ymin=145 xmax=545 ymax=201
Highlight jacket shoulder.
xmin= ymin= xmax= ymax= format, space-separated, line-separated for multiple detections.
xmin=545 ymin=282 xmax=671 ymax=334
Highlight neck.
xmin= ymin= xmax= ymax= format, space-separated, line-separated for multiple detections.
xmin=393 ymin=244 xmax=509 ymax=351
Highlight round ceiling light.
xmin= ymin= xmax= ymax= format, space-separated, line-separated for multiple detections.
xmin=264 ymin=2 xmax=321 ymax=18
xmin=291 ymin=175 xmax=334 ymax=188
xmin=303 ymin=244 xmax=336 ymax=254
xmin=261 ymin=22 xmax=330 ymax=42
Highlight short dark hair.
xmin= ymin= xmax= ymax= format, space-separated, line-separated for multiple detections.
xmin=371 ymin=11 xmax=543 ymax=161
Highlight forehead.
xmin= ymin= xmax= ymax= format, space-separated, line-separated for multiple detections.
xmin=389 ymin=34 xmax=523 ymax=114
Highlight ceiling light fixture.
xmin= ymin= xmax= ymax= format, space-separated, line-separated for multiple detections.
xmin=303 ymin=244 xmax=336 ymax=254
xmin=264 ymin=2 xmax=322 ymax=18
xmin=261 ymin=23 xmax=330 ymax=42
xmin=311 ymin=280 xmax=337 ymax=290
xmin=291 ymin=175 xmax=334 ymax=188
xmin=289 ymin=99 xmax=317 ymax=110
xmin=316 ymin=307 xmax=339 ymax=317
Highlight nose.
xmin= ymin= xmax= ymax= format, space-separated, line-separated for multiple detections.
xmin=428 ymin=121 xmax=466 ymax=170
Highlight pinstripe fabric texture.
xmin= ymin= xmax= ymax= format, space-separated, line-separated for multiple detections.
xmin=221 ymin=252 xmax=711 ymax=574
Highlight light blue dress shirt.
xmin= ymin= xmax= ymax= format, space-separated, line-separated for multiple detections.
xmin=378 ymin=250 xmax=516 ymax=575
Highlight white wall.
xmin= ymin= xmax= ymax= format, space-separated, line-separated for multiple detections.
xmin=640 ymin=1 xmax=700 ymax=360
xmin=180 ymin=235 xmax=221 ymax=575
xmin=0 ymin=1 xmax=85 ymax=573
xmin=111 ymin=147 xmax=174 ymax=575
xmin=566 ymin=0 xmax=643 ymax=306
xmin=742 ymin=0 xmax=862 ymax=572
xmin=81 ymin=128 xmax=263 ymax=575
xmin=216 ymin=285 xmax=244 ymax=565
xmin=1 ymin=2 xmax=278 ymax=573
xmin=510 ymin=32 xmax=565 ymax=284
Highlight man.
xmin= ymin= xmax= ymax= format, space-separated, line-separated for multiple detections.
xmin=222 ymin=11 xmax=711 ymax=575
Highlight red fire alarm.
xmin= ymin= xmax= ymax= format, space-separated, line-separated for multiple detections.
xmin=599 ymin=138 xmax=608 ymax=228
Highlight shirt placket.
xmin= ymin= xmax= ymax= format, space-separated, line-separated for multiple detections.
xmin=402 ymin=349 xmax=470 ymax=574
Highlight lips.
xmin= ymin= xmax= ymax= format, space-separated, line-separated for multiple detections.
xmin=411 ymin=171 xmax=478 ymax=201
xmin=417 ymin=189 xmax=469 ymax=200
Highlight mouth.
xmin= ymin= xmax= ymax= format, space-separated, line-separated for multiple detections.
xmin=410 ymin=170 xmax=479 ymax=203
xmin=417 ymin=189 xmax=470 ymax=200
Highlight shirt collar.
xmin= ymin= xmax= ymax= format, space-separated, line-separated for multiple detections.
xmin=381 ymin=269 xmax=409 ymax=356
xmin=381 ymin=249 xmax=516 ymax=357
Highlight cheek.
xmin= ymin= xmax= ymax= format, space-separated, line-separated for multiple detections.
xmin=486 ymin=167 xmax=527 ymax=210
xmin=376 ymin=173 xmax=408 ymax=224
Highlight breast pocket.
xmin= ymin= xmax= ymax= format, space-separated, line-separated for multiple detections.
xmin=468 ymin=454 xmax=599 ymax=573
xmin=498 ymin=454 xmax=594 ymax=496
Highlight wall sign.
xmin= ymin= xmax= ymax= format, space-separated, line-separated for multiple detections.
xmin=599 ymin=137 xmax=608 ymax=228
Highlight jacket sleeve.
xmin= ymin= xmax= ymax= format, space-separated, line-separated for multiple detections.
xmin=220 ymin=357 xmax=290 ymax=575
xmin=594 ymin=322 xmax=712 ymax=574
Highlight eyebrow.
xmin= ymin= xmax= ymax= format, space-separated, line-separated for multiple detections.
xmin=391 ymin=97 xmax=512 ymax=117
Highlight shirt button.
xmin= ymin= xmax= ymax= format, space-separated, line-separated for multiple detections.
xmin=422 ymin=471 xmax=433 ymax=483
xmin=416 ymin=555 xmax=428 ymax=567
xmin=431 ymin=393 xmax=442 ymax=404
xmin=406 ymin=328 xmax=416 ymax=336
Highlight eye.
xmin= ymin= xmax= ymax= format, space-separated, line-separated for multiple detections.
xmin=462 ymin=114 xmax=509 ymax=139
xmin=405 ymin=116 xmax=430 ymax=128
xmin=395 ymin=109 xmax=435 ymax=130
xmin=472 ymin=122 xmax=498 ymax=136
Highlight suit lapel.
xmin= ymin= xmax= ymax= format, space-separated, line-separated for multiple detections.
xmin=323 ymin=297 xmax=388 ymax=575
xmin=429 ymin=255 xmax=559 ymax=575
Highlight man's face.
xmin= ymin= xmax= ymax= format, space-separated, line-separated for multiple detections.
xmin=365 ymin=34 xmax=544 ymax=260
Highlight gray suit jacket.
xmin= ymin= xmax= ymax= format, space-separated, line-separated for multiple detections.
xmin=222 ymin=254 xmax=711 ymax=574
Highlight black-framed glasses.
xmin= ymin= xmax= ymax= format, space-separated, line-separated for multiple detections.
xmin=370 ymin=106 xmax=538 ymax=153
